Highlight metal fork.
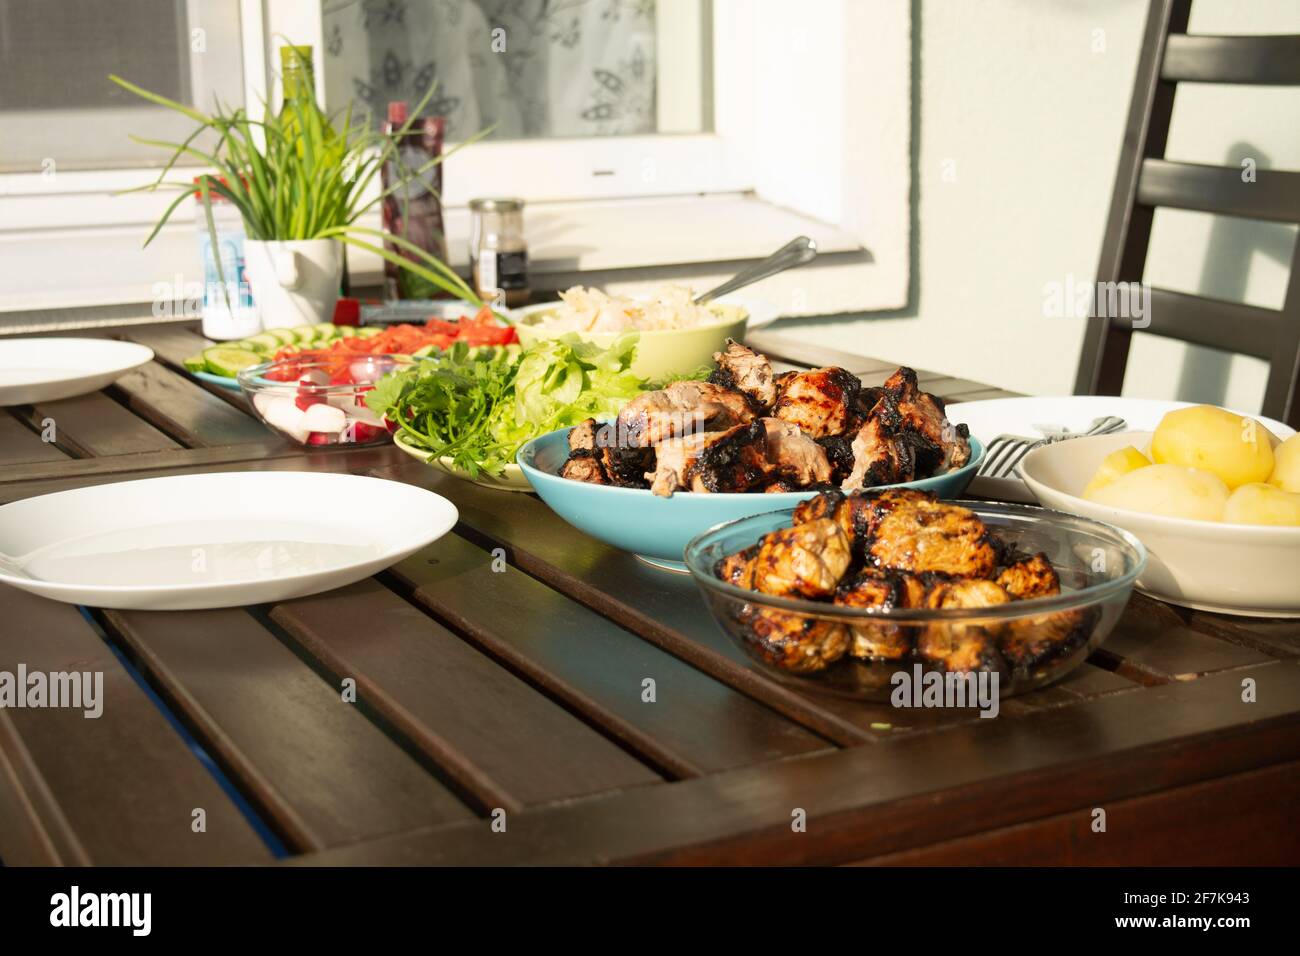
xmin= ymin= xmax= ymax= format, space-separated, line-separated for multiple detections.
xmin=977 ymin=415 xmax=1127 ymax=480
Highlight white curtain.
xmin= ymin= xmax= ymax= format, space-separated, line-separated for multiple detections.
xmin=322 ymin=0 xmax=658 ymax=139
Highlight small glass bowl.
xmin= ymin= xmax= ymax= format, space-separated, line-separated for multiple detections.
xmin=684 ymin=501 xmax=1146 ymax=700
xmin=237 ymin=354 xmax=414 ymax=448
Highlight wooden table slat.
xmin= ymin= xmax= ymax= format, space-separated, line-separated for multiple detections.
xmin=110 ymin=360 xmax=274 ymax=448
xmin=389 ymin=531 xmax=833 ymax=777
xmin=22 ymin=390 xmax=181 ymax=458
xmin=0 ymin=410 xmax=69 ymax=466
xmin=0 ymin=586 xmax=273 ymax=865
xmin=101 ymin=606 xmax=475 ymax=852
xmin=270 ymin=579 xmax=663 ymax=811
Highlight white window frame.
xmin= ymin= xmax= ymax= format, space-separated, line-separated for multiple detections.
xmin=0 ymin=0 xmax=911 ymax=316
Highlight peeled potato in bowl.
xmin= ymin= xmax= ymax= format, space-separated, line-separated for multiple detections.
xmin=1085 ymin=463 xmax=1229 ymax=521
xmin=1269 ymin=433 xmax=1300 ymax=493
xmin=1224 ymin=482 xmax=1300 ymax=526
xmin=1081 ymin=445 xmax=1151 ymax=498
xmin=1150 ymin=405 xmax=1274 ymax=489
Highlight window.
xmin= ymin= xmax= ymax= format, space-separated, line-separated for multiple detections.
xmin=0 ymin=0 xmax=247 ymax=172
xmin=321 ymin=0 xmax=708 ymax=140
xmin=0 ymin=0 xmax=912 ymax=319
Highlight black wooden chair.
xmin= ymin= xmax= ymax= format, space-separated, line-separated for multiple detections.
xmin=1074 ymin=0 xmax=1300 ymax=427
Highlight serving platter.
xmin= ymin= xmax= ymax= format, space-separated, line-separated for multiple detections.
xmin=0 ymin=472 xmax=457 ymax=610
xmin=393 ymin=430 xmax=532 ymax=492
xmin=0 ymin=338 xmax=154 ymax=406
xmin=948 ymin=395 xmax=1295 ymax=502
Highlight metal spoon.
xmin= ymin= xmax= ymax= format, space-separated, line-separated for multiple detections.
xmin=694 ymin=236 xmax=818 ymax=304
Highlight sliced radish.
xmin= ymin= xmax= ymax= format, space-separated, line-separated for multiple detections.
xmin=302 ymin=403 xmax=347 ymax=434
xmin=306 ymin=431 xmax=337 ymax=446
xmin=261 ymin=395 xmax=309 ymax=443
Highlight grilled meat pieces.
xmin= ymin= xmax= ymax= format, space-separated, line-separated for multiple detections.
xmin=742 ymin=608 xmax=849 ymax=673
xmin=916 ymin=579 xmax=1010 ymax=673
xmin=561 ymin=418 xmax=654 ymax=487
xmin=772 ymin=366 xmax=861 ymax=439
xmin=617 ymin=380 xmax=754 ymax=447
xmin=715 ymin=545 xmax=759 ymax=589
xmin=864 ymin=496 xmax=999 ymax=579
xmin=843 ymin=405 xmax=917 ymax=489
xmin=996 ymin=552 xmax=1060 ymax=600
xmin=560 ymin=456 xmax=608 ymax=484
xmin=752 ymin=518 xmax=851 ymax=599
xmin=709 ymin=340 xmax=777 ymax=409
xmin=1001 ymin=609 xmax=1089 ymax=670
xmin=818 ymin=434 xmax=857 ymax=484
xmin=761 ymin=417 xmax=832 ymax=486
xmin=834 ymin=571 xmax=913 ymax=661
xmin=687 ymin=422 xmax=772 ymax=493
xmin=841 ymin=366 xmax=970 ymax=490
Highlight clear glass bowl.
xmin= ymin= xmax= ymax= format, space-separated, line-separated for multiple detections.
xmin=684 ymin=501 xmax=1146 ymax=700
xmin=237 ymin=354 xmax=414 ymax=448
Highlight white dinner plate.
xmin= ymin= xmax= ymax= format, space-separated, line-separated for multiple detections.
xmin=0 ymin=338 xmax=155 ymax=406
xmin=0 ymin=472 xmax=457 ymax=610
xmin=946 ymin=396 xmax=1295 ymax=503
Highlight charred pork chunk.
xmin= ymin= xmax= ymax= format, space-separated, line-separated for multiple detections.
xmin=617 ymin=380 xmax=755 ymax=447
xmin=996 ymin=552 xmax=1060 ymax=600
xmin=752 ymin=518 xmax=852 ymax=599
xmin=818 ymin=434 xmax=857 ymax=484
xmin=560 ymin=456 xmax=608 ymax=484
xmin=1001 ymin=608 xmax=1089 ymax=670
xmin=687 ymin=421 xmax=772 ymax=493
xmin=715 ymin=545 xmax=759 ymax=589
xmin=567 ymin=418 xmax=601 ymax=454
xmin=741 ymin=608 xmax=849 ymax=673
xmin=863 ymin=494 xmax=999 ymax=579
xmin=645 ymin=424 xmax=769 ymax=495
xmin=772 ymin=366 xmax=862 ymax=439
xmin=842 ymin=403 xmax=917 ymax=489
xmin=833 ymin=571 xmax=913 ymax=661
xmin=916 ymin=579 xmax=1010 ymax=673
xmin=794 ymin=487 xmax=932 ymax=559
xmin=760 ymin=418 xmax=832 ymax=486
xmin=709 ymin=340 xmax=777 ymax=410
xmin=840 ymin=367 xmax=971 ymax=490
xmin=598 ymin=445 xmax=654 ymax=488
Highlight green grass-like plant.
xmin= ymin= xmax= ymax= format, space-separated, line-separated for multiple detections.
xmin=110 ymin=55 xmax=486 ymax=307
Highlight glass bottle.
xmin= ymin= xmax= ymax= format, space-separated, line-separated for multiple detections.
xmin=469 ymin=198 xmax=529 ymax=308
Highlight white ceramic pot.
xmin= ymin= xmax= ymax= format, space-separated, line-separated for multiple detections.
xmin=244 ymin=238 xmax=341 ymax=329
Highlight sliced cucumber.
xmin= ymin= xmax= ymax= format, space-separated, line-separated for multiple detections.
xmin=182 ymin=353 xmax=208 ymax=372
xmin=202 ymin=346 xmax=264 ymax=378
xmin=291 ymin=325 xmax=318 ymax=343
xmin=337 ymin=326 xmax=358 ymax=338
xmin=312 ymin=323 xmax=337 ymax=342
xmin=247 ymin=333 xmax=283 ymax=351
xmin=356 ymin=326 xmax=383 ymax=338
xmin=267 ymin=328 xmax=298 ymax=346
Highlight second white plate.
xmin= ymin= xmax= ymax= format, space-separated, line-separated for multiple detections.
xmin=0 ymin=338 xmax=155 ymax=406
xmin=0 ymin=471 xmax=458 ymax=610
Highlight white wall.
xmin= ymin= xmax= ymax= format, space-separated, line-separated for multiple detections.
xmin=784 ymin=0 xmax=1300 ymax=412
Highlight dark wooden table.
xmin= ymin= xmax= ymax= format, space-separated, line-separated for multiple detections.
xmin=1 ymin=322 xmax=1296 ymax=866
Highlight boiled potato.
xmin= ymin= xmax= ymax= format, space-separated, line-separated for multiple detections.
xmin=1150 ymin=405 xmax=1274 ymax=489
xmin=1086 ymin=463 xmax=1229 ymax=521
xmin=1082 ymin=445 xmax=1152 ymax=498
xmin=1224 ymin=482 xmax=1300 ymax=526
xmin=1269 ymin=433 xmax=1300 ymax=493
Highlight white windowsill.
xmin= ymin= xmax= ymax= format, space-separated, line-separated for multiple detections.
xmin=0 ymin=192 xmax=888 ymax=322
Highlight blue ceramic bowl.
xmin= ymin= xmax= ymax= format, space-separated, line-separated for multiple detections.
xmin=517 ymin=429 xmax=984 ymax=570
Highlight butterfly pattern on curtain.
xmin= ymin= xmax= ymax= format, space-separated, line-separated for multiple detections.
xmin=322 ymin=0 xmax=658 ymax=139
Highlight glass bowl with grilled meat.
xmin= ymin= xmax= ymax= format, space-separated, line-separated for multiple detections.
xmin=684 ymin=489 xmax=1146 ymax=700
xmin=517 ymin=341 xmax=985 ymax=569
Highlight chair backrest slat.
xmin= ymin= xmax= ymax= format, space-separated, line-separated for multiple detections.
xmin=1075 ymin=0 xmax=1300 ymax=428
xmin=1162 ymin=34 xmax=1300 ymax=85
xmin=1137 ymin=159 xmax=1300 ymax=223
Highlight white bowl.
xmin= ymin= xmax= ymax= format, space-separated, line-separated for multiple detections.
xmin=1019 ymin=432 xmax=1300 ymax=617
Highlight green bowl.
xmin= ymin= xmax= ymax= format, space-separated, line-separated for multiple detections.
xmin=511 ymin=302 xmax=748 ymax=382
